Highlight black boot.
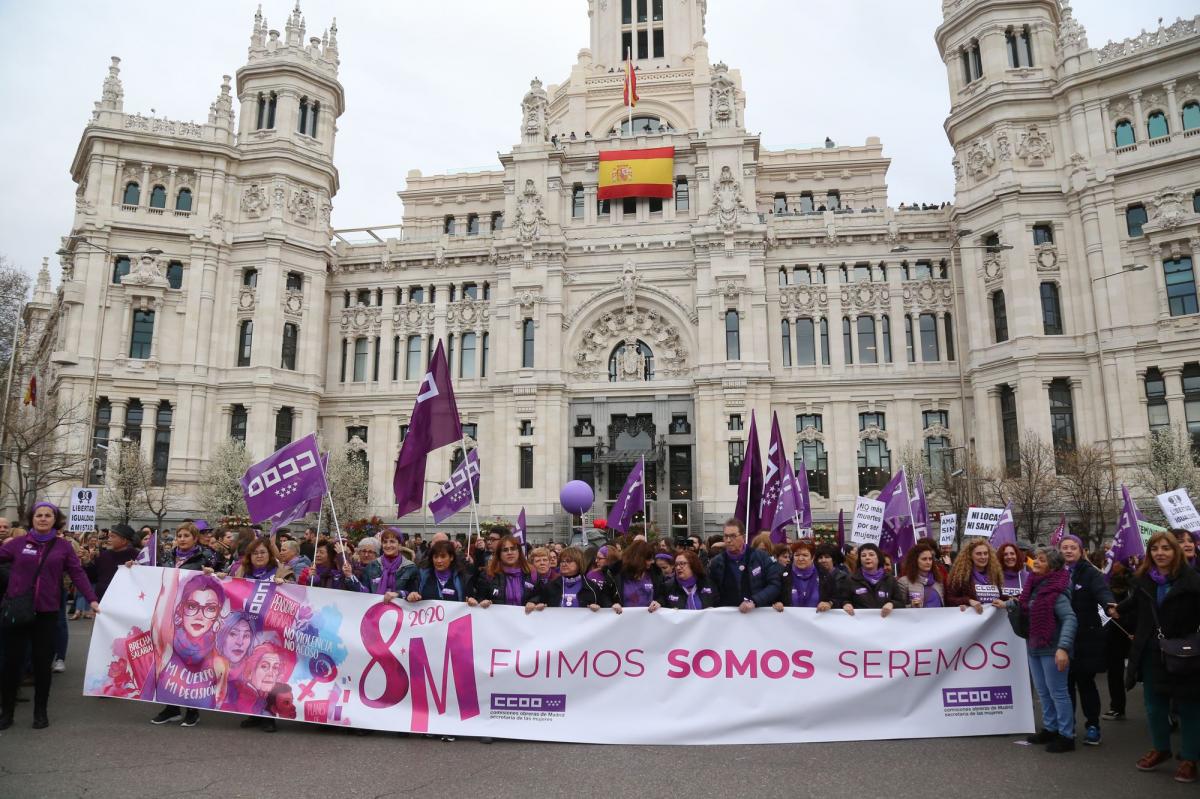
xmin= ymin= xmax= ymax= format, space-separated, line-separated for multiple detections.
xmin=0 ymin=712 xmax=12 ymax=731
xmin=32 ymin=708 xmax=48 ymax=729
xmin=1046 ymin=733 xmax=1075 ymax=753
xmin=1026 ymin=729 xmax=1055 ymax=744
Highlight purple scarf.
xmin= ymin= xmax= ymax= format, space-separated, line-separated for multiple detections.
xmin=434 ymin=568 xmax=457 ymax=599
xmin=560 ymin=575 xmax=584 ymax=607
xmin=171 ymin=626 xmax=215 ymax=669
xmin=675 ymin=575 xmax=701 ymax=609
xmin=377 ymin=554 xmax=406 ymax=595
xmin=502 ymin=567 xmax=525 ymax=606
xmin=1149 ymin=567 xmax=1171 ymax=585
xmin=29 ymin=528 xmax=57 ymax=544
xmin=920 ymin=571 xmax=943 ymax=608
xmin=586 ymin=569 xmax=606 ymax=584
xmin=861 ymin=568 xmax=885 ymax=586
xmin=174 ymin=546 xmax=199 ymax=564
xmin=790 ymin=566 xmax=820 ymax=607
xmin=1019 ymin=568 xmax=1070 ymax=649
xmin=249 ymin=564 xmax=276 ymax=581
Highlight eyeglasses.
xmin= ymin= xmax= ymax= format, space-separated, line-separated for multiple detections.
xmin=183 ymin=601 xmax=220 ymax=619
xmin=499 ymin=546 xmax=520 ymax=553
xmin=487 ymin=537 xmax=501 ymax=543
xmin=722 ymin=533 xmax=742 ymax=541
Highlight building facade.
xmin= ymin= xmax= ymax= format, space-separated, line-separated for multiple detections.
xmin=17 ymin=0 xmax=1200 ymax=537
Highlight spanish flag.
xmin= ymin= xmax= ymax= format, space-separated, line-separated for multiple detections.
xmin=598 ymin=147 xmax=675 ymax=201
xmin=23 ymin=374 xmax=36 ymax=407
xmin=623 ymin=58 xmax=639 ymax=108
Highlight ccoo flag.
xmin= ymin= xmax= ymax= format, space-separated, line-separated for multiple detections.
xmin=911 ymin=475 xmax=930 ymax=540
xmin=759 ymin=413 xmax=787 ymax=538
xmin=393 ymin=341 xmax=463 ymax=517
xmin=734 ymin=411 xmax=763 ymax=538
xmin=989 ymin=503 xmax=1018 ymax=550
xmin=1111 ymin=484 xmax=1146 ymax=566
xmin=772 ymin=458 xmax=812 ymax=541
xmin=1049 ymin=514 xmax=1067 ymax=547
xmin=135 ymin=530 xmax=157 ymax=568
xmin=606 ymin=458 xmax=646 ymax=534
xmin=513 ymin=508 xmax=527 ymax=545
xmin=240 ymin=433 xmax=328 ymax=525
xmin=877 ymin=469 xmax=915 ymax=561
xmin=427 ymin=449 xmax=480 ymax=524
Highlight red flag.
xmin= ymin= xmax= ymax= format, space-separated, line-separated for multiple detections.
xmin=393 ymin=341 xmax=462 ymax=517
xmin=623 ymin=58 xmax=639 ymax=108
xmin=23 ymin=375 xmax=36 ymax=406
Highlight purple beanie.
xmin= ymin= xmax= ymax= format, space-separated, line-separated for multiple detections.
xmin=1059 ymin=533 xmax=1084 ymax=549
xmin=654 ymin=553 xmax=673 ymax=563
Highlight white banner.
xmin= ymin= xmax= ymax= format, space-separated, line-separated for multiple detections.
xmin=84 ymin=568 xmax=1033 ymax=745
xmin=69 ymin=487 xmax=98 ymax=533
xmin=1159 ymin=489 xmax=1200 ymax=532
xmin=850 ymin=496 xmax=886 ymax=545
xmin=964 ymin=507 xmax=1004 ymax=539
xmin=939 ymin=513 xmax=958 ymax=547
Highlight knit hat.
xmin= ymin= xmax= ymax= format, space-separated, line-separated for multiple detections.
xmin=110 ymin=523 xmax=139 ymax=547
xmin=1059 ymin=533 xmax=1084 ymax=550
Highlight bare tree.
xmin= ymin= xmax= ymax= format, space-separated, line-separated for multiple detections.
xmin=1056 ymin=445 xmax=1117 ymax=550
xmin=197 ymin=439 xmax=252 ymax=522
xmin=981 ymin=431 xmax=1059 ymax=544
xmin=143 ymin=474 xmax=174 ymax=533
xmin=326 ymin=452 xmax=368 ymax=531
xmin=0 ymin=396 xmax=89 ymax=522
xmin=0 ymin=257 xmax=31 ymax=370
xmin=1133 ymin=427 xmax=1200 ymax=500
xmin=101 ymin=443 xmax=148 ymax=526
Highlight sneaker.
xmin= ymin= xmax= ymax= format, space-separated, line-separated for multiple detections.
xmin=1046 ymin=734 xmax=1075 ymax=753
xmin=1084 ymin=725 xmax=1101 ymax=746
xmin=1025 ymin=729 xmax=1056 ymax=745
xmin=151 ymin=709 xmax=183 ymax=725
xmin=181 ymin=710 xmax=200 ymax=727
xmin=1176 ymin=761 xmax=1198 ymax=784
xmin=1102 ymin=710 xmax=1125 ymax=720
xmin=440 ymin=735 xmax=457 ymax=742
xmin=1137 ymin=750 xmax=1173 ymax=771
xmin=51 ymin=659 xmax=65 ymax=674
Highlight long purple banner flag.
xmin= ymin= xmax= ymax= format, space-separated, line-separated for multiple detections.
xmin=394 ymin=341 xmax=462 ymax=517
xmin=240 ymin=433 xmax=328 ymax=525
xmin=735 ymin=411 xmax=763 ymax=537
xmin=428 ymin=449 xmax=481 ymax=524
xmin=606 ymin=458 xmax=646 ymax=534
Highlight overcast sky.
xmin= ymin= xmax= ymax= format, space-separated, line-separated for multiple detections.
xmin=0 ymin=0 xmax=1193 ymax=281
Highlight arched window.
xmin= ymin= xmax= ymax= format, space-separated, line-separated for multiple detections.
xmin=919 ymin=313 xmax=939 ymax=361
xmin=1040 ymin=282 xmax=1063 ymax=335
xmin=992 ymin=291 xmax=1009 ymax=343
xmin=237 ymin=320 xmax=253 ymax=367
xmin=944 ymin=313 xmax=956 ymax=361
xmin=149 ymin=185 xmax=167 ymax=209
xmin=256 ymin=93 xmax=267 ymax=130
xmin=466 ymin=213 xmax=479 ymax=235
xmin=1184 ymin=101 xmax=1200 ymax=132
xmin=281 ymin=323 xmax=298 ymax=370
xmin=608 ymin=339 xmax=655 ymax=382
xmin=1048 ymin=378 xmax=1076 ymax=459
xmin=460 ymin=332 xmax=477 ymax=378
xmin=230 ymin=404 xmax=248 ymax=443
xmin=856 ymin=316 xmax=878 ymax=364
xmin=275 ymin=407 xmax=294 ymax=452
xmin=122 ymin=182 xmax=140 ymax=206
xmin=1114 ymin=119 xmax=1135 ymax=148
xmin=152 ymin=403 xmax=172 ymax=487
xmin=795 ymin=414 xmax=829 ymax=498
xmin=166 ymin=261 xmax=183 ymax=289
xmin=1000 ymin=384 xmax=1019 ymax=476
xmin=1148 ymin=111 xmax=1170 ymax=140
xmin=405 ymin=335 xmax=422 ymax=380
xmin=881 ymin=314 xmax=893 ymax=363
xmin=842 ymin=317 xmax=853 ymax=364
xmin=961 ymin=40 xmax=983 ymax=82
xmin=297 ymin=97 xmax=309 ymax=134
xmin=857 ymin=413 xmax=890 ymax=495
xmin=675 ymin=177 xmax=689 ymax=211
xmin=1145 ymin=368 xmax=1169 ymax=433
xmin=905 ymin=315 xmax=915 ymax=362
xmin=522 ymin=318 xmax=536 ymax=368
xmin=780 ymin=320 xmax=792 ymax=367
xmin=620 ymin=115 xmax=666 ymax=135
xmin=444 ymin=215 xmax=456 ymax=235
xmin=725 ymin=310 xmax=740 ymax=361
xmin=175 ymin=188 xmax=192 ymax=212
xmin=491 ymin=211 xmax=504 ymax=231
xmin=309 ymin=101 xmax=320 ymax=137
xmin=1005 ymin=25 xmax=1034 ymax=68
xmin=267 ymin=92 xmax=277 ymax=128
xmin=572 ymin=184 xmax=585 ymax=218
xmin=112 ymin=256 xmax=131 ymax=284
xmin=1126 ymin=204 xmax=1148 ymax=237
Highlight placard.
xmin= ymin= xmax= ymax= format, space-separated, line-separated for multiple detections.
xmin=939 ymin=514 xmax=958 ymax=547
xmin=963 ymin=507 xmax=1004 ymax=539
xmin=69 ymin=487 xmax=98 ymax=533
xmin=850 ymin=496 xmax=886 ymax=545
xmin=1158 ymin=489 xmax=1200 ymax=532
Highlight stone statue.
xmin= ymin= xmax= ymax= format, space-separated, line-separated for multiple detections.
xmin=710 ymin=165 xmax=746 ymax=231
xmin=515 ymin=179 xmax=547 ymax=243
xmin=710 ymin=62 xmax=736 ymax=129
xmin=521 ymin=79 xmax=549 ymax=144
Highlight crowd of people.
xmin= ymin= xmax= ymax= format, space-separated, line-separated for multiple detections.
xmin=1 ymin=503 xmax=1198 ymax=782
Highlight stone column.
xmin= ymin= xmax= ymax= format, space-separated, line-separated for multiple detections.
xmin=1165 ymin=80 xmax=1180 ymax=134
xmin=139 ymin=163 xmax=151 ymax=208
xmin=935 ymin=311 xmax=949 ymax=362
xmin=1130 ymin=91 xmax=1145 ymax=143
xmin=1163 ymin=366 xmax=1186 ymax=432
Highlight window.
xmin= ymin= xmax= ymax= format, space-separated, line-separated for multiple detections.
xmin=652 ymin=27 xmax=664 ymax=58
xmin=281 ymin=323 xmax=298 ymax=370
xmin=460 ymin=332 xmax=477 ymax=378
xmin=924 ymin=411 xmax=951 ymax=481
xmin=983 ymin=232 xmax=1001 ymax=253
xmin=230 ymin=404 xmax=248 ymax=443
xmin=256 ymin=93 xmax=267 ymax=129
xmin=339 ymin=339 xmax=347 ymax=382
xmin=285 ymin=271 xmax=303 ymax=292
xmin=880 ymin=315 xmax=892 ymax=363
xmin=345 ymin=336 xmax=365 ymax=382
xmin=149 ymin=185 xmax=166 ymax=209
xmin=242 ymin=268 xmax=258 ymax=288
xmin=608 ymin=339 xmax=654 ymax=381
xmin=519 ymin=446 xmax=534 ymax=489
xmin=799 ymin=192 xmax=815 ymax=213
xmin=90 ymin=398 xmax=111 ymax=484
xmin=1146 ymin=368 xmax=1170 ymax=433
xmin=854 ymin=264 xmax=872 ymax=283
xmin=165 ymin=261 xmax=183 ymax=289
xmin=842 ymin=317 xmax=853 ymax=364
xmin=1033 ymin=223 xmax=1054 ymax=245
xmin=1114 ymin=119 xmax=1135 ymax=148
xmin=725 ymin=310 xmax=740 ymax=360
xmin=408 ymin=286 xmax=425 ymax=304
xmin=175 ymin=188 xmax=192 ymax=212
xmin=1184 ymin=102 xmax=1200 ymax=131
xmin=1000 ymin=385 xmax=1019 ymax=477
xmin=444 ymin=216 xmax=456 ymax=236
xmin=774 ymin=194 xmax=788 ymax=214
xmin=1195 ymin=190 xmax=1200 ymax=214
xmin=129 ymin=310 xmax=154 ymax=359
xmin=124 ymin=400 xmax=144 ymax=444
xmin=905 ymin=315 xmax=915 ymax=362
xmin=237 ymin=320 xmax=253 ymax=367
xmin=795 ymin=415 xmax=828 ymax=498
xmin=780 ymin=320 xmax=792 ymax=367
xmin=112 ymin=256 xmax=130 ymax=284
xmin=1049 ymin=378 xmax=1076 ymax=460
xmin=793 ymin=266 xmax=811 ymax=285
xmin=826 ymin=190 xmax=841 ymax=210
xmin=298 ymin=97 xmax=309 ymax=133
xmin=347 ymin=426 xmax=369 ymax=472
xmin=1040 ymin=283 xmax=1063 ymax=334
xmin=122 ymin=182 xmax=140 ymax=206
xmin=491 ymin=212 xmax=504 ymax=231
xmin=1126 ymin=204 xmax=1148 ymax=237
xmin=391 ymin=335 xmax=401 ymax=380
xmin=944 ymin=314 xmax=956 ymax=361
xmin=795 ymin=318 xmax=816 ymax=366
xmin=597 ymin=197 xmax=611 ymax=217
xmin=961 ymin=40 xmax=983 ymax=82
xmin=405 ymin=335 xmax=422 ymax=380
xmin=446 ymin=333 xmax=455 ymax=376
xmin=521 ymin=318 xmax=535 ymax=368
xmin=820 ymin=317 xmax=830 ymax=365
xmin=1005 ymin=25 xmax=1034 ymax=67
xmin=857 ymin=413 xmax=890 ymax=495
xmin=1148 ymin=111 xmax=1170 ymax=140
xmin=728 ymin=414 xmax=743 ymax=432
xmin=675 ymin=177 xmax=689 ymax=211
xmin=518 ymin=420 xmax=534 ymax=437
xmin=649 ymin=197 xmax=663 ymax=215
xmin=572 ymin=184 xmax=586 ymax=219
xmin=621 ymin=115 xmax=663 ymax=135
xmin=907 ymin=261 xmax=932 ymax=281
xmin=1165 ymin=257 xmax=1199 ymax=317
xmin=622 ymin=197 xmax=637 ymax=218
xmin=1186 ymin=365 xmax=1200 ymax=456
xmin=356 ymin=289 xmax=370 ymax=306
xmin=274 ymin=406 xmax=294 ymax=453
xmin=481 ymin=332 xmax=489 ymax=377
xmin=857 ymin=316 xmax=878 ymax=364
xmin=308 ymin=102 xmax=320 ymax=138
xmin=923 ymin=410 xmax=949 ymax=429
xmin=992 ymin=291 xmax=1009 ymax=343
xmin=919 ymin=313 xmax=940 ymax=361
xmin=147 ymin=403 xmax=171 ymax=486
xmin=728 ymin=440 xmax=744 ymax=486
xmin=778 ymin=268 xmax=789 ymax=287
xmin=267 ymin=92 xmax=277 ymax=128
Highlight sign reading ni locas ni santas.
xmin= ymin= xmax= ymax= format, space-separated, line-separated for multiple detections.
xmin=86 ymin=568 xmax=1033 ymax=745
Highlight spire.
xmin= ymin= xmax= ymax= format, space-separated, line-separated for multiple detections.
xmin=99 ymin=56 xmax=123 ymax=111
xmin=285 ymin=1 xmax=303 ymax=46
xmin=1058 ymin=2 xmax=1089 ymax=52
xmin=250 ymin=4 xmax=266 ymax=50
xmin=33 ymin=258 xmax=53 ymax=305
xmin=208 ymin=74 xmax=235 ymax=128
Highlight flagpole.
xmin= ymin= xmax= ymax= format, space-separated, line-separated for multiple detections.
xmin=626 ymin=47 xmax=633 ymax=134
xmin=324 ymin=487 xmax=349 ymax=576
xmin=310 ymin=492 xmax=325 ymax=587
xmin=460 ymin=435 xmax=481 ymax=554
xmin=640 ymin=455 xmax=647 ymax=535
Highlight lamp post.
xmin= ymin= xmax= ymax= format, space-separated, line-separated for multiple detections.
xmin=54 ymin=238 xmax=165 ymax=487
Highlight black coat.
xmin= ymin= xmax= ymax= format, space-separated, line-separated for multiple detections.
xmin=663 ymin=577 xmax=719 ymax=609
xmin=472 ymin=570 xmax=538 ymax=606
xmin=532 ymin=575 xmax=609 ymax=609
xmin=403 ymin=567 xmax=473 ymax=602
xmin=706 ymin=548 xmax=782 ymax=607
xmin=1120 ymin=569 xmax=1200 ymax=703
xmin=1067 ymin=559 xmax=1116 ymax=673
xmin=837 ymin=572 xmax=909 ymax=610
xmin=609 ymin=569 xmax=668 ymax=608
xmin=778 ymin=566 xmax=837 ymax=608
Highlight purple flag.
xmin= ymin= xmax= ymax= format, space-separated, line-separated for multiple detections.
xmin=136 ymin=530 xmax=157 ymax=567
xmin=772 ymin=459 xmax=812 ymax=542
xmin=759 ymin=414 xmax=787 ymax=537
xmin=428 ymin=449 xmax=480 ymax=524
xmin=394 ymin=341 xmax=463 ymax=517
xmin=989 ymin=503 xmax=1018 ymax=549
xmin=911 ymin=475 xmax=930 ymax=540
xmin=265 ymin=452 xmax=329 ymax=531
xmin=240 ymin=433 xmax=329 ymax=525
xmin=1049 ymin=514 xmax=1067 ymax=547
xmin=734 ymin=411 xmax=763 ymax=537
xmin=837 ymin=509 xmax=846 ymax=550
xmin=606 ymin=458 xmax=646 ymax=534
xmin=514 ymin=508 xmax=527 ymax=545
xmin=877 ymin=469 xmax=915 ymax=561
xmin=1111 ymin=484 xmax=1146 ymax=566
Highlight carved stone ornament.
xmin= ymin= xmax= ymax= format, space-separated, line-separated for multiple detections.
xmin=340 ymin=305 xmax=382 ymax=335
xmin=1057 ymin=2 xmax=1089 ymax=50
xmin=982 ymin=253 xmax=1004 ymax=284
xmin=241 ymin=183 xmax=269 ymax=218
xmin=515 ymin=179 xmax=547 ymax=244
xmin=923 ymin=423 xmax=952 ymax=441
xmin=616 ymin=336 xmax=647 ymax=382
xmin=721 ymin=280 xmax=743 ymax=301
xmin=858 ymin=423 xmax=887 ymax=442
xmin=619 ymin=260 xmax=640 ymax=312
xmin=516 ymin=289 xmax=542 ymax=314
xmin=571 ymin=306 xmax=689 ymax=381
xmin=710 ymin=62 xmax=737 ymax=129
xmin=840 ymin=283 xmax=889 ymax=312
xmin=238 ymin=287 xmax=256 ymax=311
xmin=288 ymin=188 xmax=317 ymax=224
xmin=445 ymin=298 xmax=491 ymax=331
xmin=710 ymin=165 xmax=747 ymax=232
xmin=1150 ymin=186 xmax=1187 ymax=230
xmin=779 ymin=285 xmax=829 ymax=314
xmin=1034 ymin=245 xmax=1060 ymax=271
xmin=1017 ymin=124 xmax=1054 ymax=167
xmin=521 ymin=78 xmax=549 ymax=144
xmin=965 ymin=137 xmax=995 ymax=179
xmin=122 ymin=254 xmax=168 ymax=288
xmin=393 ymin=304 xmax=435 ymax=332
xmin=902 ymin=279 xmax=953 ymax=311
xmin=796 ymin=424 xmax=824 ymax=444
xmin=952 ymin=157 xmax=963 ymax=183
xmin=284 ymin=290 xmax=304 ymax=317
xmin=996 ymin=130 xmax=1012 ymax=161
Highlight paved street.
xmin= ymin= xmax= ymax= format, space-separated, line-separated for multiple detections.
xmin=0 ymin=621 xmax=1169 ymax=798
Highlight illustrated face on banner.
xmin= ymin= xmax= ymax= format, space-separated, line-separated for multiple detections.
xmin=222 ymin=618 xmax=254 ymax=664
xmin=180 ymin=589 xmax=222 ymax=639
xmin=251 ymin=652 xmax=283 ymax=694
xmin=271 ymin=685 xmax=297 ymax=719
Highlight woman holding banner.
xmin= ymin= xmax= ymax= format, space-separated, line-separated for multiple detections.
xmin=472 ymin=535 xmax=538 ymax=609
xmin=834 ymin=543 xmax=907 ymax=616
xmin=665 ymin=550 xmax=717 ymax=610
xmin=401 ymin=539 xmax=472 ymax=602
xmin=946 ymin=539 xmax=1002 ymax=612
xmin=1059 ymin=533 xmax=1115 ymax=747
xmin=299 ymin=541 xmax=364 ymax=592
xmin=997 ymin=543 xmax=1029 ymax=599
xmin=610 ymin=540 xmax=666 ymax=614
xmin=995 ymin=547 xmax=1078 ymax=753
xmin=230 ymin=537 xmax=291 ymax=583
xmin=373 ymin=528 xmax=417 ymax=595
xmin=532 ymin=547 xmax=607 ymax=610
xmin=897 ymin=541 xmax=944 ymax=608
xmin=774 ymin=541 xmax=825 ymax=610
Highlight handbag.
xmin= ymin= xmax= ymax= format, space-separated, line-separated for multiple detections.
xmin=1144 ymin=586 xmax=1200 ymax=677
xmin=0 ymin=540 xmax=55 ymax=629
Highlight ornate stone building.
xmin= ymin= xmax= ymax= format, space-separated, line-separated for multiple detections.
xmin=17 ymin=1 xmax=1200 ymax=537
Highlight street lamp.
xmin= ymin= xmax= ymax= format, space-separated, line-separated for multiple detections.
xmin=55 ymin=238 xmax=167 ymax=487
